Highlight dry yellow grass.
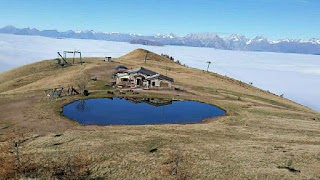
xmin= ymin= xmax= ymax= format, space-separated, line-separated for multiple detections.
xmin=0 ymin=49 xmax=319 ymax=179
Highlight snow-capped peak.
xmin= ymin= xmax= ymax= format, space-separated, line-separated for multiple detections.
xmin=154 ymin=33 xmax=177 ymax=39
xmin=308 ymin=38 xmax=320 ymax=45
xmin=185 ymin=32 xmax=220 ymax=40
xmin=225 ymin=34 xmax=247 ymax=42
xmin=253 ymin=36 xmax=268 ymax=42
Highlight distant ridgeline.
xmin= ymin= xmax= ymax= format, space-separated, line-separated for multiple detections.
xmin=130 ymin=39 xmax=163 ymax=46
xmin=1 ymin=25 xmax=320 ymax=55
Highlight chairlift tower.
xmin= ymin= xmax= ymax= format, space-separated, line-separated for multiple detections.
xmin=56 ymin=51 xmax=82 ymax=66
xmin=63 ymin=51 xmax=82 ymax=65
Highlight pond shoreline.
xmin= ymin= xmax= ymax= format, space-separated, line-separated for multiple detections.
xmin=61 ymin=96 xmax=226 ymax=126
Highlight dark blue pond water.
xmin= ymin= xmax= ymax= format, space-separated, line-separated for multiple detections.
xmin=62 ymin=98 xmax=225 ymax=125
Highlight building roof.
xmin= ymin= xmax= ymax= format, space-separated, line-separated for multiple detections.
xmin=127 ymin=67 xmax=174 ymax=82
xmin=117 ymin=73 xmax=128 ymax=77
xmin=119 ymin=75 xmax=129 ymax=79
xmin=146 ymin=74 xmax=160 ymax=79
xmin=116 ymin=65 xmax=128 ymax=70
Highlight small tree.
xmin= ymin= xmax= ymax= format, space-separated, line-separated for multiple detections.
xmin=74 ymin=73 xmax=90 ymax=96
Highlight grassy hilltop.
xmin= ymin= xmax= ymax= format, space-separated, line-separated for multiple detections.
xmin=0 ymin=49 xmax=320 ymax=179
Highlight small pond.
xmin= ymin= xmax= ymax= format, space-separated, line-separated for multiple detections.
xmin=62 ymin=97 xmax=225 ymax=125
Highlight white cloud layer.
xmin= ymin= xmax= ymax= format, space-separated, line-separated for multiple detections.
xmin=0 ymin=34 xmax=319 ymax=112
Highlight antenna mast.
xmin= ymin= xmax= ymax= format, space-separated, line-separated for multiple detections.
xmin=206 ymin=61 xmax=211 ymax=72
xmin=144 ymin=51 xmax=149 ymax=64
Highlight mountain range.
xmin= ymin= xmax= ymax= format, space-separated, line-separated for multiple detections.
xmin=1 ymin=25 xmax=320 ymax=55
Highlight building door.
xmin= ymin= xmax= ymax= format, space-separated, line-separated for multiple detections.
xmin=137 ymin=79 xmax=141 ymax=86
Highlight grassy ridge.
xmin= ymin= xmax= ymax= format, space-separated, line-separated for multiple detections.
xmin=0 ymin=49 xmax=319 ymax=179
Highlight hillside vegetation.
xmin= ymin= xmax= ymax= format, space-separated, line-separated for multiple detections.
xmin=0 ymin=49 xmax=319 ymax=179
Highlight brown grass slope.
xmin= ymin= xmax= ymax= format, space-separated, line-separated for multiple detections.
xmin=0 ymin=49 xmax=320 ymax=179
xmin=119 ymin=49 xmax=313 ymax=113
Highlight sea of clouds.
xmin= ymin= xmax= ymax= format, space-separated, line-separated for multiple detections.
xmin=0 ymin=33 xmax=319 ymax=111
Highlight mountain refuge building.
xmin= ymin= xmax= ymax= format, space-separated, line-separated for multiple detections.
xmin=115 ymin=67 xmax=174 ymax=89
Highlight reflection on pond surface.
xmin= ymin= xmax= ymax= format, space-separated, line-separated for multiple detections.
xmin=125 ymin=97 xmax=173 ymax=106
xmin=62 ymin=97 xmax=225 ymax=125
xmin=76 ymin=100 xmax=89 ymax=112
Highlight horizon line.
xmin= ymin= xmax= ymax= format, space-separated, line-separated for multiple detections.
xmin=2 ymin=25 xmax=319 ymax=41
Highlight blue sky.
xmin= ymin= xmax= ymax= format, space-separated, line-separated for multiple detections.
xmin=0 ymin=0 xmax=319 ymax=39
